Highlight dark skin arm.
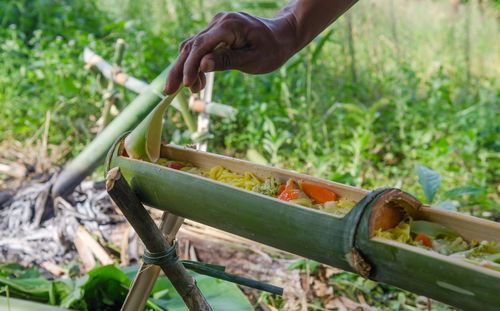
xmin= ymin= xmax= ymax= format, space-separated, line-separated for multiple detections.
xmin=164 ymin=0 xmax=358 ymax=95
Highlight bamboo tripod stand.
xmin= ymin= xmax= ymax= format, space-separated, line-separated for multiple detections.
xmin=115 ymin=74 xmax=216 ymax=310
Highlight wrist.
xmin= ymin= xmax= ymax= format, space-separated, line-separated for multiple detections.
xmin=268 ymin=14 xmax=302 ymax=63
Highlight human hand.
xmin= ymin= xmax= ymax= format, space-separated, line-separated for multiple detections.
xmin=164 ymin=12 xmax=297 ymax=94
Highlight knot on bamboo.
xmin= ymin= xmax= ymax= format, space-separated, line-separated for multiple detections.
xmin=143 ymin=241 xmax=179 ymax=267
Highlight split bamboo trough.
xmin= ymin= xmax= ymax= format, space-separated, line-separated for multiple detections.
xmin=106 ymin=137 xmax=500 ymax=311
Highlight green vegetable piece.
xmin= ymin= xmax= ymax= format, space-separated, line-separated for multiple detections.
xmin=252 ymin=176 xmax=280 ymax=196
xmin=289 ymin=198 xmax=313 ymax=208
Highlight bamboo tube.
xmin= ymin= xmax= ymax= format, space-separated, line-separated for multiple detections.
xmin=106 ymin=138 xmax=500 ymax=311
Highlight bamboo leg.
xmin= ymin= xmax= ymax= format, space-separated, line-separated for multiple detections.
xmin=106 ymin=167 xmax=211 ymax=311
xmin=121 ymin=213 xmax=184 ymax=310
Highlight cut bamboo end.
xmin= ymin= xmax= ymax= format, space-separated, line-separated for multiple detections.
xmin=367 ymin=189 xmax=422 ymax=237
xmin=105 ymin=167 xmax=121 ymax=191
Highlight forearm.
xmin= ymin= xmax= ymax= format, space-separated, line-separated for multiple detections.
xmin=164 ymin=0 xmax=358 ymax=94
xmin=274 ymin=0 xmax=358 ymax=55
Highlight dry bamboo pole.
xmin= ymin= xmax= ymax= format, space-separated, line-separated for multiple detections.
xmin=106 ymin=167 xmax=211 ymax=311
xmin=83 ymin=47 xmax=148 ymax=93
xmin=99 ymin=39 xmax=126 ymax=132
xmin=195 ymin=72 xmax=214 ymax=151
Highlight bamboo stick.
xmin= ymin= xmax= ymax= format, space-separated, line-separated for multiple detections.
xmin=106 ymin=167 xmax=211 ymax=311
xmin=84 ymin=47 xmax=148 ymax=93
xmin=99 ymin=39 xmax=126 ymax=132
xmin=195 ymin=72 xmax=214 ymax=151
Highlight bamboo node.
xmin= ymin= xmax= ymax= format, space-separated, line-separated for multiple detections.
xmin=345 ymin=248 xmax=371 ymax=278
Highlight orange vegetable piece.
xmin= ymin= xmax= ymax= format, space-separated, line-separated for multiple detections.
xmin=415 ymin=233 xmax=433 ymax=248
xmin=300 ymin=180 xmax=338 ymax=203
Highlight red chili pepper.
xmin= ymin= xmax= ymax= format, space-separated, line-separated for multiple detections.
xmin=277 ymin=184 xmax=286 ymax=196
xmin=167 ymin=162 xmax=184 ymax=170
xmin=277 ymin=190 xmax=300 ymax=201
xmin=415 ymin=233 xmax=433 ymax=248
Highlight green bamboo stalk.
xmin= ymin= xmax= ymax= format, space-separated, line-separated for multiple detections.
xmin=52 ymin=66 xmax=172 ymax=198
xmin=106 ymin=140 xmax=500 ymax=311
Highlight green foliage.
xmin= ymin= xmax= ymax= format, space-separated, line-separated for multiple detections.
xmin=0 ymin=264 xmax=252 ymax=311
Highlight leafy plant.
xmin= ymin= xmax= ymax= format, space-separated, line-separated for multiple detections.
xmin=0 ymin=264 xmax=252 ymax=311
xmin=414 ymin=164 xmax=485 ymax=212
xmin=416 ymin=165 xmax=441 ymax=204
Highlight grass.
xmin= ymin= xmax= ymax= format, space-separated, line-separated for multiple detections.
xmin=0 ymin=0 xmax=499 ymax=309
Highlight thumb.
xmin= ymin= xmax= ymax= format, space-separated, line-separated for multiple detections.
xmin=200 ymin=48 xmax=252 ymax=72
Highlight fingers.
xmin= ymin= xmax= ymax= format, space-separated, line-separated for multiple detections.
xmin=190 ymin=72 xmax=206 ymax=93
xmin=200 ymin=48 xmax=256 ymax=73
xmin=165 ymin=28 xmax=233 ymax=94
xmin=164 ymin=43 xmax=191 ymax=95
xmin=182 ymin=29 xmax=234 ymax=87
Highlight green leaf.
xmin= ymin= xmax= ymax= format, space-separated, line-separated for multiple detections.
xmin=123 ymin=266 xmax=253 ymax=311
xmin=444 ymin=186 xmax=484 ymax=198
xmin=60 ymin=264 xmax=130 ymax=309
xmin=311 ymin=28 xmax=334 ymax=64
xmin=410 ymin=220 xmax=459 ymax=239
xmin=0 ymin=277 xmax=52 ymax=299
xmin=287 ymin=259 xmax=306 ymax=271
xmin=246 ymin=149 xmax=268 ymax=165
xmin=124 ymin=88 xmax=181 ymax=162
xmin=154 ymin=274 xmax=253 ymax=311
xmin=287 ymin=259 xmax=320 ymax=273
xmin=0 ymin=296 xmax=67 ymax=311
xmin=415 ymin=165 xmax=441 ymax=203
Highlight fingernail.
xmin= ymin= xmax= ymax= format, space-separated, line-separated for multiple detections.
xmin=203 ymin=59 xmax=215 ymax=72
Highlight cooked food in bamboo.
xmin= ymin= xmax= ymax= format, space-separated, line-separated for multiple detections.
xmin=375 ymin=218 xmax=500 ymax=271
xmin=156 ymin=158 xmax=356 ymax=217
